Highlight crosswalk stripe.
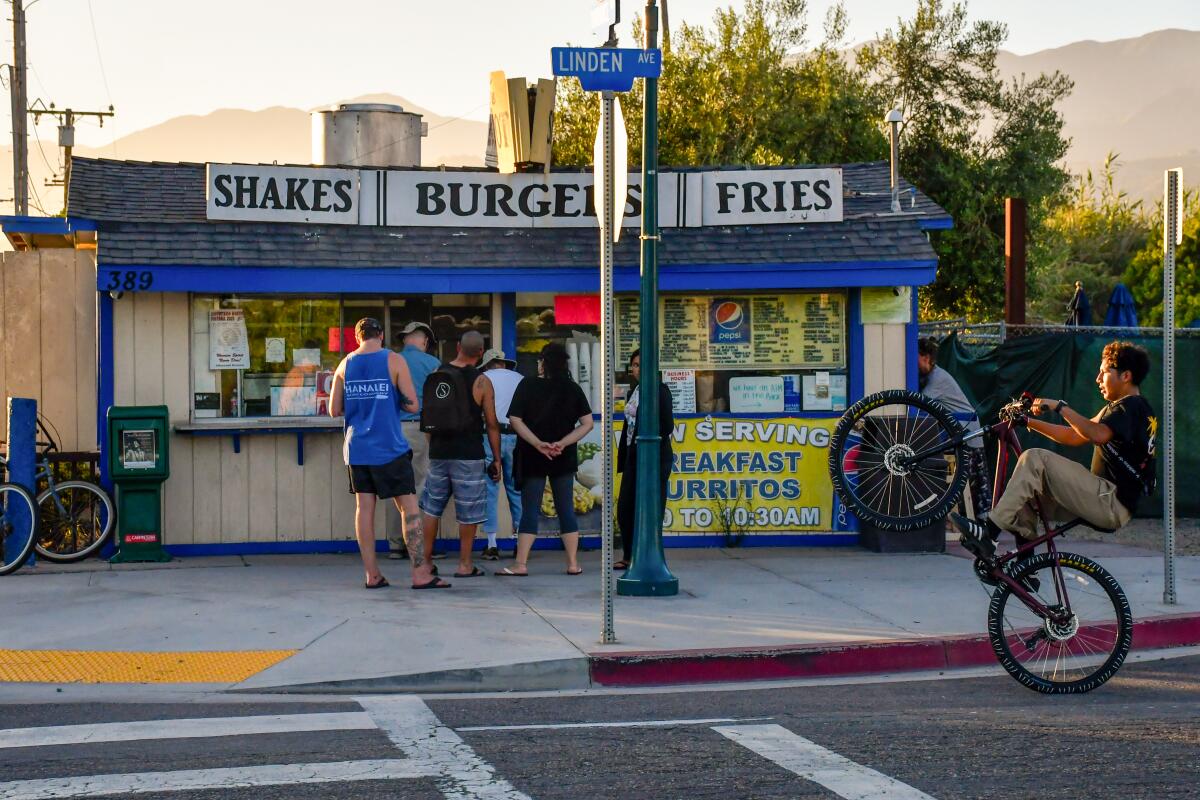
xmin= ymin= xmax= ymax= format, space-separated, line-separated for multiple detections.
xmin=713 ymin=724 xmax=939 ymax=800
xmin=0 ymin=712 xmax=375 ymax=750
xmin=359 ymin=696 xmax=532 ymax=800
xmin=457 ymin=716 xmax=770 ymax=732
xmin=0 ymin=759 xmax=436 ymax=799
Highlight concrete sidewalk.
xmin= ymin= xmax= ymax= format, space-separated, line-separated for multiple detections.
xmin=2 ymin=540 xmax=1198 ymax=692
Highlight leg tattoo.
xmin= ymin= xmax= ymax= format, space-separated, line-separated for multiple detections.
xmin=404 ymin=517 xmax=425 ymax=567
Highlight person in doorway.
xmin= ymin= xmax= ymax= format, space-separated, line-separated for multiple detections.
xmin=329 ymin=317 xmax=447 ymax=590
xmin=394 ymin=320 xmax=442 ymax=560
xmin=419 ymin=330 xmax=502 ymax=579
xmin=917 ymin=337 xmax=991 ymax=520
xmin=953 ymin=341 xmax=1156 ymax=560
xmin=499 ymin=343 xmax=594 ymax=577
xmin=615 ymin=348 xmax=675 ymax=571
xmin=479 ymin=349 xmax=524 ymax=560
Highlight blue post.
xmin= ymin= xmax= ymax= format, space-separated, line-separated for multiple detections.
xmin=6 ymin=398 xmax=37 ymax=568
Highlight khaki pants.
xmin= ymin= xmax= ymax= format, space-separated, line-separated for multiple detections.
xmin=385 ymin=420 xmax=432 ymax=552
xmin=991 ymin=448 xmax=1131 ymax=540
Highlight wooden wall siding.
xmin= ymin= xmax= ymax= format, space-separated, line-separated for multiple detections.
xmin=862 ymin=323 xmax=908 ymax=395
xmin=0 ymin=250 xmax=97 ymax=451
xmin=112 ymin=292 xmax=375 ymax=546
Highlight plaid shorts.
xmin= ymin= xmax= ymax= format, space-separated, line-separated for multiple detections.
xmin=419 ymin=459 xmax=488 ymax=524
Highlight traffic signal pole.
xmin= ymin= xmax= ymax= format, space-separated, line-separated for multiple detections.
xmin=618 ymin=0 xmax=677 ymax=597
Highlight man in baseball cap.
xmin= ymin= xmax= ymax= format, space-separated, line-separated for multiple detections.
xmin=479 ymin=348 xmax=523 ymax=559
xmin=393 ymin=320 xmax=442 ymax=560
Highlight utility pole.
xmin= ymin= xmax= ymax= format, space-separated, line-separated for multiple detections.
xmin=30 ymin=103 xmax=115 ymax=200
xmin=10 ymin=0 xmax=28 ymax=215
xmin=618 ymin=0 xmax=678 ymax=597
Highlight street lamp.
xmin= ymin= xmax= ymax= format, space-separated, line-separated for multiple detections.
xmin=886 ymin=108 xmax=903 ymax=214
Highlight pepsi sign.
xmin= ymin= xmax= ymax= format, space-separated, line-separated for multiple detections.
xmin=709 ymin=298 xmax=751 ymax=345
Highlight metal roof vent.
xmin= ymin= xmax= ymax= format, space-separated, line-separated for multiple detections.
xmin=312 ymin=103 xmax=428 ymax=167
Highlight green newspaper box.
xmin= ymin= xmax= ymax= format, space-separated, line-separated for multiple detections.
xmin=107 ymin=405 xmax=171 ymax=563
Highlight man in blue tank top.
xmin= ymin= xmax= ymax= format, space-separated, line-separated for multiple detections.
xmin=331 ymin=318 xmax=450 ymax=590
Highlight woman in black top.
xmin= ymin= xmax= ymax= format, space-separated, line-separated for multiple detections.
xmin=500 ymin=343 xmax=594 ymax=576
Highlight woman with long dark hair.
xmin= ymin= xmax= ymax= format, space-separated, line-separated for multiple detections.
xmin=499 ymin=342 xmax=594 ymax=576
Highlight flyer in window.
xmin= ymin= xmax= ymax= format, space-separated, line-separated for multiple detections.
xmin=662 ymin=369 xmax=697 ymax=414
xmin=208 ymin=310 xmax=250 ymax=370
xmin=265 ymin=337 xmax=286 ymax=363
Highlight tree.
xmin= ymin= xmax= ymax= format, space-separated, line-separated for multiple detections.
xmin=858 ymin=0 xmax=1073 ymax=320
xmin=552 ymin=1 xmax=886 ymax=169
xmin=1027 ymin=155 xmax=1150 ymax=323
xmin=1124 ymin=188 xmax=1200 ymax=327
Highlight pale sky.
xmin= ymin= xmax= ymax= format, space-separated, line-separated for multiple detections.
xmin=11 ymin=0 xmax=1200 ymax=151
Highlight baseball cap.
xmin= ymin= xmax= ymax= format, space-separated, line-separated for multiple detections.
xmin=354 ymin=317 xmax=383 ymax=341
xmin=479 ymin=348 xmax=516 ymax=369
xmin=400 ymin=320 xmax=437 ymax=345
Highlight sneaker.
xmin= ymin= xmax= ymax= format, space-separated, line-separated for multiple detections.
xmin=481 ymin=547 xmax=500 ymax=561
xmin=950 ymin=513 xmax=997 ymax=561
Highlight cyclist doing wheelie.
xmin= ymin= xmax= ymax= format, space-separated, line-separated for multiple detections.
xmin=952 ymin=341 xmax=1157 ymax=561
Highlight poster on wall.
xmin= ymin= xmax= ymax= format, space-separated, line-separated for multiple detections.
xmin=663 ymin=369 xmax=696 ymax=413
xmin=558 ymin=417 xmax=846 ymax=536
xmin=265 ymin=338 xmax=286 ymax=363
xmin=208 ymin=310 xmax=249 ymax=370
xmin=860 ymin=286 xmax=912 ymax=324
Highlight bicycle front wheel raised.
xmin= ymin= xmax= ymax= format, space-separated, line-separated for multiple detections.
xmin=0 ymin=482 xmax=38 ymax=575
xmin=829 ymin=389 xmax=968 ymax=530
xmin=988 ymin=552 xmax=1132 ymax=694
xmin=35 ymin=480 xmax=116 ymax=563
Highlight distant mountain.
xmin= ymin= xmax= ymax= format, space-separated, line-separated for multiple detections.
xmin=996 ymin=28 xmax=1200 ymax=204
xmin=3 ymin=30 xmax=1197 ymax=218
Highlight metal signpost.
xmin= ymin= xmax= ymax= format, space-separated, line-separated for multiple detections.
xmin=1163 ymin=168 xmax=1182 ymax=605
xmin=553 ymin=5 xmax=663 ymax=641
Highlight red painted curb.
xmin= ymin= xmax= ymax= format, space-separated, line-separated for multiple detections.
xmin=588 ymin=613 xmax=1200 ymax=687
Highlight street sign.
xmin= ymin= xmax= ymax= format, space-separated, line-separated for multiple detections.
xmin=593 ymin=95 xmax=627 ymax=242
xmin=551 ymin=46 xmax=661 ymax=92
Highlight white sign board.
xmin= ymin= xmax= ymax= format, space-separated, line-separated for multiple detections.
xmin=701 ymin=168 xmax=843 ymax=225
xmin=662 ymin=369 xmax=696 ymax=414
xmin=206 ymin=164 xmax=358 ymax=225
xmin=208 ymin=310 xmax=249 ymax=370
xmin=729 ymin=377 xmax=785 ymax=413
xmin=593 ymin=95 xmax=628 ymax=242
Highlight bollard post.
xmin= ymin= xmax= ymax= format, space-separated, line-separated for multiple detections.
xmin=6 ymin=398 xmax=38 ymax=568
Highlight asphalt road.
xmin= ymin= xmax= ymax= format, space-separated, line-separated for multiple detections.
xmin=2 ymin=653 xmax=1198 ymax=799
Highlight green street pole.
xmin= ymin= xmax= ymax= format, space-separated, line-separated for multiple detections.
xmin=619 ymin=0 xmax=678 ymax=597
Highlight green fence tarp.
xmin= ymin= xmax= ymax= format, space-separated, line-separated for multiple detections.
xmin=939 ymin=331 xmax=1198 ymax=517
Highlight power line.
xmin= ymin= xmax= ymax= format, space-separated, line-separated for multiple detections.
xmin=85 ymin=0 xmax=118 ymax=156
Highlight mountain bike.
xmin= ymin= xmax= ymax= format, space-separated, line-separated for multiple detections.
xmin=0 ymin=415 xmax=116 ymax=566
xmin=828 ymin=389 xmax=1133 ymax=694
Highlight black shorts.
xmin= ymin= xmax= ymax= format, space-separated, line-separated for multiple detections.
xmin=348 ymin=452 xmax=416 ymax=499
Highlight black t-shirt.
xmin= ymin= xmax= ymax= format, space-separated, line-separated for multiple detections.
xmin=508 ymin=377 xmax=593 ymax=477
xmin=1091 ymin=395 xmax=1157 ymax=513
xmin=428 ymin=363 xmax=485 ymax=461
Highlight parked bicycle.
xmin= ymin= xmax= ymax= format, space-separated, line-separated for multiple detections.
xmin=0 ymin=415 xmax=115 ymax=573
xmin=829 ymin=389 xmax=1132 ymax=694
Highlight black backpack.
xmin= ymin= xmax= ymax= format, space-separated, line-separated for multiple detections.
xmin=420 ymin=366 xmax=474 ymax=434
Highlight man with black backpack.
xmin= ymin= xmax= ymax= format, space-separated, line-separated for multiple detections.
xmin=419 ymin=330 xmax=502 ymax=579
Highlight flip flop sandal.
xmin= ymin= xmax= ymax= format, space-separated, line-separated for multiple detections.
xmin=566 ymin=567 xmax=583 ymax=576
xmin=454 ymin=566 xmax=486 ymax=578
xmin=365 ymin=577 xmax=390 ymax=589
xmin=612 ymin=561 xmax=629 ymax=570
xmin=411 ymin=577 xmax=452 ymax=590
xmin=495 ymin=567 xmax=528 ymax=577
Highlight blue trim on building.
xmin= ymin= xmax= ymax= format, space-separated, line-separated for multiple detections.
xmin=163 ymin=533 xmax=860 ymax=558
xmin=500 ymin=292 xmax=517 ymax=356
xmin=907 ymin=285 xmax=920 ymax=391
xmin=96 ymin=261 xmax=938 ymax=295
xmin=96 ymin=291 xmax=114 ymax=492
xmin=916 ymin=217 xmax=955 ymax=230
xmin=0 ymin=215 xmax=98 ymax=235
xmin=847 ymin=288 xmax=865 ymax=404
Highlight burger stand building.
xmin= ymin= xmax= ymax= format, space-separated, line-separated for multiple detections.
xmin=0 ymin=156 xmax=951 ymax=555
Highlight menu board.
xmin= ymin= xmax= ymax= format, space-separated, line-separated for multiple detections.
xmin=616 ymin=296 xmax=641 ymax=368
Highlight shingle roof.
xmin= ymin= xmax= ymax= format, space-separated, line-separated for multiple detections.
xmin=69 ymin=158 xmax=950 ymax=269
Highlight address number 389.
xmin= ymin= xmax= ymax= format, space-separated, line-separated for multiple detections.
xmin=104 ymin=271 xmax=154 ymax=292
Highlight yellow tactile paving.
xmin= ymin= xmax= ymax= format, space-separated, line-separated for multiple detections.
xmin=0 ymin=649 xmax=298 ymax=684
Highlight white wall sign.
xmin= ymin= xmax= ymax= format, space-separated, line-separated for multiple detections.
xmin=208 ymin=310 xmax=250 ymax=370
xmin=729 ymin=377 xmax=785 ymax=413
xmin=702 ymin=168 xmax=842 ymax=225
xmin=206 ymin=164 xmax=358 ymax=225
xmin=662 ymin=369 xmax=696 ymax=414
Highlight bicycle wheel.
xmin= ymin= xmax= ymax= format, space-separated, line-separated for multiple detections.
xmin=34 ymin=480 xmax=116 ymax=563
xmin=0 ymin=482 xmax=38 ymax=575
xmin=829 ymin=389 xmax=968 ymax=531
xmin=988 ymin=552 xmax=1132 ymax=694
